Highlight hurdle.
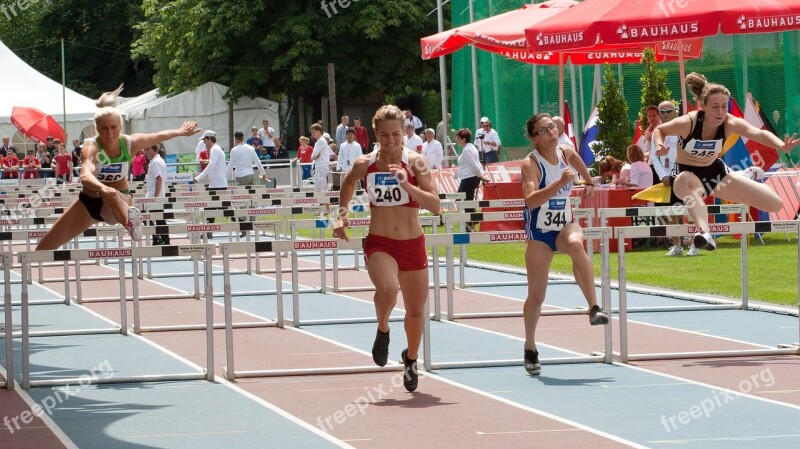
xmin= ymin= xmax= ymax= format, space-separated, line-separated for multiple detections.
xmin=615 ymin=221 xmax=800 ymax=362
xmin=16 ymin=244 xmax=216 ymax=389
xmin=1 ymin=252 xmax=13 ymax=390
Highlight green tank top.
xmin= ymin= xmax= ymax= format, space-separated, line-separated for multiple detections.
xmin=91 ymin=135 xmax=132 ymax=183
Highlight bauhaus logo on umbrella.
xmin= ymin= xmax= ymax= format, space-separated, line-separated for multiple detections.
xmin=737 ymin=14 xmax=800 ymax=31
xmin=535 ymin=30 xmax=584 ymax=48
xmin=616 ymin=22 xmax=700 ymax=40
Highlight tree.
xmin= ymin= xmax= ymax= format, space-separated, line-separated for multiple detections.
xmin=638 ymin=47 xmax=671 ymax=130
xmin=0 ymin=0 xmax=155 ymax=98
xmin=133 ymin=0 xmax=443 ymax=105
xmin=596 ymin=64 xmax=630 ymax=162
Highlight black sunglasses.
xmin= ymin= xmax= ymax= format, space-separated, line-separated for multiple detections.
xmin=658 ymin=108 xmax=675 ymax=115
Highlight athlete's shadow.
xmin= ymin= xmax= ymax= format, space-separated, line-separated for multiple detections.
xmin=531 ymin=376 xmax=615 ymax=386
xmin=372 ymin=391 xmax=456 ymax=409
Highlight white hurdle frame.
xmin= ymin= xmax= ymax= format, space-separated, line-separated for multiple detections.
xmin=2 ymin=252 xmax=13 ymax=390
xmin=615 ymin=221 xmax=800 ymax=362
xmin=16 ymin=245 xmax=216 ymax=389
xmin=220 ymin=238 xmax=408 ymax=380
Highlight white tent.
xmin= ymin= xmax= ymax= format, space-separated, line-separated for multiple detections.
xmin=0 ymin=40 xmax=97 ymax=146
xmin=119 ymin=82 xmax=280 ymax=154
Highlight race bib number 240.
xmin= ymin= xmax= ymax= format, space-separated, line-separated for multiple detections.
xmin=366 ymin=172 xmax=409 ymax=206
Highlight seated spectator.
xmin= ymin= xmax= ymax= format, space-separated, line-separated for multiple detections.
xmin=2 ymin=148 xmax=20 ymax=179
xmin=622 ymin=145 xmax=654 ymax=188
xmin=598 ymin=156 xmax=625 ymax=185
xmin=22 ymin=149 xmax=41 ymax=179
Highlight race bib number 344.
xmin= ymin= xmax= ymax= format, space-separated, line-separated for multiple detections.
xmin=367 ymin=172 xmax=409 ymax=206
xmin=536 ymin=198 xmax=571 ymax=231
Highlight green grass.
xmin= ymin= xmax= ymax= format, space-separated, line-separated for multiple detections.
xmin=462 ymin=233 xmax=799 ymax=307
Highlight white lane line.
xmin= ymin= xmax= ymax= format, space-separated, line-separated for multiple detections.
xmin=649 ymin=433 xmax=800 ymax=444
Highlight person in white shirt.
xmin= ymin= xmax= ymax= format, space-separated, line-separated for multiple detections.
xmin=456 ymin=128 xmax=489 ymax=232
xmin=421 ymin=128 xmax=443 ymax=170
xmin=194 ymin=130 xmax=228 ymax=231
xmin=404 ymin=109 xmax=424 ymax=135
xmin=335 ymin=116 xmax=349 ymax=148
xmin=552 ymin=116 xmax=576 ymax=152
xmin=145 ymin=144 xmax=169 ymax=245
xmin=337 ymin=128 xmax=362 ymax=173
xmin=227 ymin=130 xmax=267 ymax=186
xmin=403 ymin=122 xmax=424 ymax=153
xmin=475 ymin=116 xmax=502 ymax=164
xmin=258 ymin=119 xmax=275 ymax=154
xmin=310 ymin=123 xmax=333 ymax=213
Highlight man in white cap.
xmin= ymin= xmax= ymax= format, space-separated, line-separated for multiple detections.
xmin=422 ymin=128 xmax=443 ymax=170
xmin=194 ymin=130 xmax=228 ymax=234
xmin=475 ymin=116 xmax=501 ymax=164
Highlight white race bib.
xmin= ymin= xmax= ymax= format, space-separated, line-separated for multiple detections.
xmin=96 ymin=163 xmax=126 ymax=183
xmin=366 ymin=172 xmax=409 ymax=207
xmin=683 ymin=139 xmax=723 ymax=158
xmin=536 ymin=198 xmax=572 ymax=231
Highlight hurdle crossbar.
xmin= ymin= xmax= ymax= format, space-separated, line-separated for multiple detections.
xmin=615 ymin=220 xmax=800 ymax=362
xmin=17 ymin=244 xmax=216 ymax=389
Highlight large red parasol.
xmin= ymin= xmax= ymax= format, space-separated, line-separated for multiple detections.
xmin=526 ymin=0 xmax=800 ymax=52
xmin=10 ymin=106 xmax=66 ymax=143
xmin=420 ymin=0 xmax=701 ymax=64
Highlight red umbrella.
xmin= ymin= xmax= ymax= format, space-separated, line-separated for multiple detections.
xmin=420 ymin=0 xmax=700 ymax=64
xmin=10 ymin=106 xmax=65 ymax=143
xmin=526 ymin=0 xmax=800 ymax=51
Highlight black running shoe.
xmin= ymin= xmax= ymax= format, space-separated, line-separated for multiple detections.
xmin=589 ymin=305 xmax=609 ymax=325
xmin=401 ymin=349 xmax=418 ymax=392
xmin=692 ymin=231 xmax=716 ymax=251
xmin=371 ymin=329 xmax=390 ymax=366
xmin=524 ymin=349 xmax=541 ymax=376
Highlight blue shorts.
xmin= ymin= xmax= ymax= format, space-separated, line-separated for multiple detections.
xmin=523 ymin=207 xmax=560 ymax=252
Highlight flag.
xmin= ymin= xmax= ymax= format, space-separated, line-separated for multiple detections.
xmin=632 ymin=118 xmax=643 ymax=148
xmin=721 ymin=94 xmax=780 ymax=172
xmin=563 ymin=101 xmax=577 ymax=149
xmin=579 ymin=107 xmax=599 ymax=166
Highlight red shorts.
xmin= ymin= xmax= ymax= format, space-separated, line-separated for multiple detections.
xmin=364 ymin=234 xmax=428 ymax=271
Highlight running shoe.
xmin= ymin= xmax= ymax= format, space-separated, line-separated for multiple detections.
xmin=686 ymin=245 xmax=700 ymax=256
xmin=524 ymin=349 xmax=541 ymax=376
xmin=401 ymin=349 xmax=418 ymax=392
xmin=692 ymin=232 xmax=716 ymax=251
xmin=665 ymin=245 xmax=683 ymax=257
xmin=589 ymin=305 xmax=609 ymax=325
xmin=372 ymin=329 xmax=390 ymax=367
xmin=126 ymin=206 xmax=143 ymax=242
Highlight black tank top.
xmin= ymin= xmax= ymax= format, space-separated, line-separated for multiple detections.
xmin=678 ymin=111 xmax=727 ymax=158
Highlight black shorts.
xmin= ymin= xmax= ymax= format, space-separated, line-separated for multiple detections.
xmin=79 ymin=191 xmax=105 ymax=222
xmin=669 ymin=158 xmax=731 ymax=205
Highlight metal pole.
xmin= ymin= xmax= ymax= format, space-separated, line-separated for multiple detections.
xmin=437 ymin=0 xmax=450 ymax=161
xmin=21 ymin=256 xmax=30 ymax=389
xmin=618 ymin=230 xmax=628 ymax=364
xmin=119 ymin=257 xmax=128 ymax=336
xmin=223 ymin=248 xmax=235 ymax=380
xmin=61 ymin=39 xmax=67 ymax=141
xmin=469 ymin=0 xmax=481 ymax=127
xmin=532 ymin=66 xmax=539 ymax=114
xmin=741 ymin=212 xmax=749 ymax=309
xmin=558 ymin=54 xmax=565 ymax=116
xmin=205 ymin=247 xmax=214 ymax=381
xmin=678 ymin=40 xmax=688 ymax=114
xmin=4 ymin=254 xmax=14 ymax=390
xmin=275 ymin=251 xmax=284 ymax=328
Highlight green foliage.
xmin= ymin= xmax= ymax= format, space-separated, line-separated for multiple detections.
xmin=0 ymin=0 xmax=155 ymax=98
xmin=133 ymin=0 xmax=442 ymax=104
xmin=596 ymin=64 xmax=630 ymax=161
xmin=638 ymin=48 xmax=671 ymax=130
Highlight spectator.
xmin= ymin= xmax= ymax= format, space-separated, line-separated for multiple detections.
xmin=53 ymin=143 xmax=73 ymax=184
xmin=247 ymin=126 xmax=263 ymax=152
xmin=436 ymin=113 xmax=452 ymax=144
xmin=475 ymin=116 xmax=502 ymax=164
xmin=45 ymin=136 xmax=56 ymax=156
xmin=145 ymin=144 xmax=170 ymax=245
xmin=455 ymin=128 xmax=489 ymax=232
xmin=195 ymin=137 xmax=209 ymax=172
xmin=637 ymin=105 xmax=661 ymax=170
xmin=1 ymin=135 xmax=14 ymax=158
xmin=37 ymin=143 xmax=52 ymax=178
xmin=552 ymin=116 xmax=576 ymax=152
xmin=294 ymin=136 xmax=313 ymax=181
xmin=194 ymin=130 xmax=228 ymax=231
xmin=131 ymin=148 xmax=147 ymax=181
xmin=71 ymin=139 xmax=82 ymax=168
xmin=403 ymin=122 xmax=424 ymax=153
xmin=598 ymin=156 xmax=625 ymax=184
xmin=2 ymin=148 xmax=19 ymax=179
xmin=273 ymin=137 xmax=289 ymax=160
xmin=258 ymin=119 xmax=275 ymax=155
xmin=227 ymin=130 xmax=266 ymax=186
xmin=353 ymin=116 xmax=370 ymax=154
xmin=258 ymin=146 xmax=271 ymax=163
xmin=621 ymin=145 xmax=653 ymax=188
xmin=422 ymin=128 xmax=444 ymax=170
xmin=22 ymin=149 xmax=41 ymax=179
xmin=337 ymin=128 xmax=362 ymax=173
xmin=404 ymin=109 xmax=424 ymax=135
xmin=310 ymin=123 xmax=333 ymax=214
xmin=335 ymin=115 xmax=349 ymax=148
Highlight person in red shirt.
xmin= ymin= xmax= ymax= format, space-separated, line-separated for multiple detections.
xmin=2 ymin=148 xmax=20 ymax=179
xmin=22 ymin=150 xmax=41 ymax=179
xmin=353 ymin=116 xmax=371 ymax=154
xmin=131 ymin=149 xmax=147 ymax=181
xmin=293 ymin=136 xmax=313 ymax=180
xmin=53 ymin=143 xmax=74 ymax=183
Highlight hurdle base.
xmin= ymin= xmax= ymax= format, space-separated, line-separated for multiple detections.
xmin=612 ymin=304 xmax=739 ymax=313
xmin=449 ymin=309 xmax=590 ymax=320
xmin=136 ymin=321 xmax=278 ymax=333
xmin=3 ymin=328 xmax=121 ymax=339
xmin=227 ymin=364 xmax=404 ymax=379
xmin=23 ymin=372 xmax=209 ymax=389
xmin=623 ymin=347 xmax=800 ymax=362
xmin=429 ymin=355 xmax=605 ymax=370
xmin=295 ymin=316 xmax=406 ymax=326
